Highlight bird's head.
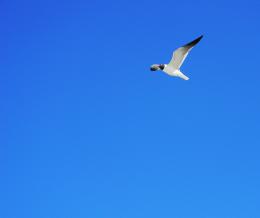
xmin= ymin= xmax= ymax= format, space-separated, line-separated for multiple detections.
xmin=150 ymin=64 xmax=165 ymax=71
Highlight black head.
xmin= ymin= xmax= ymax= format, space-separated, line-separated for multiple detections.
xmin=159 ymin=64 xmax=165 ymax=70
xmin=150 ymin=64 xmax=164 ymax=71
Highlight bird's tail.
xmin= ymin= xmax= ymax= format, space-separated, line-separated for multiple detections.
xmin=177 ymin=70 xmax=189 ymax=80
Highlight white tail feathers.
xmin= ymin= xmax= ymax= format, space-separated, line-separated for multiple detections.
xmin=176 ymin=70 xmax=189 ymax=80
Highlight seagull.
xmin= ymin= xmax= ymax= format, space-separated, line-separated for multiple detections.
xmin=150 ymin=35 xmax=203 ymax=80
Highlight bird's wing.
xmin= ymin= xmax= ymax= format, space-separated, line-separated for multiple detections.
xmin=168 ymin=35 xmax=203 ymax=69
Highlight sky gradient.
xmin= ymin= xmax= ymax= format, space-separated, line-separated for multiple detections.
xmin=2 ymin=0 xmax=260 ymax=217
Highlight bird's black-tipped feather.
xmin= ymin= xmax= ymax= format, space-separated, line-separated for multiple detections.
xmin=183 ymin=35 xmax=203 ymax=48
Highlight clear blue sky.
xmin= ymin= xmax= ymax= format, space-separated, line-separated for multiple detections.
xmin=2 ymin=0 xmax=260 ymax=217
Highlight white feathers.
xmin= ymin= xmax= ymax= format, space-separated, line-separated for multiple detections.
xmin=151 ymin=35 xmax=203 ymax=80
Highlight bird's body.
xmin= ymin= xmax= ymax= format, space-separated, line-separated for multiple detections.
xmin=150 ymin=35 xmax=203 ymax=80
xmin=163 ymin=65 xmax=190 ymax=80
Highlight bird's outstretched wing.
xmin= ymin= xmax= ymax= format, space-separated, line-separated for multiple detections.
xmin=168 ymin=35 xmax=203 ymax=69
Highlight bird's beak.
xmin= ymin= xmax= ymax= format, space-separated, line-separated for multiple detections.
xmin=150 ymin=64 xmax=159 ymax=71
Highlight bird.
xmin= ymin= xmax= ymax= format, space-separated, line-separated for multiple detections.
xmin=150 ymin=35 xmax=203 ymax=80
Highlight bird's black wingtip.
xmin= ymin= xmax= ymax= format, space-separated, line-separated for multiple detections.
xmin=184 ymin=35 xmax=204 ymax=48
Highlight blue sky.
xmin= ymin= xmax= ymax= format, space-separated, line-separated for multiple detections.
xmin=2 ymin=0 xmax=260 ymax=217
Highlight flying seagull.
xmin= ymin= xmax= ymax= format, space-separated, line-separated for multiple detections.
xmin=150 ymin=35 xmax=203 ymax=80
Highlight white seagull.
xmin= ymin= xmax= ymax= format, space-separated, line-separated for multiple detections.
xmin=150 ymin=35 xmax=203 ymax=80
